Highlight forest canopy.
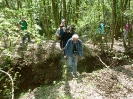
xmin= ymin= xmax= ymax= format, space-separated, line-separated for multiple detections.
xmin=0 ymin=0 xmax=132 ymax=39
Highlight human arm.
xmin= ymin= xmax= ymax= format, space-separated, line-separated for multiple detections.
xmin=55 ymin=28 xmax=59 ymax=36
xmin=18 ymin=21 xmax=22 ymax=30
xmin=55 ymin=28 xmax=60 ymax=40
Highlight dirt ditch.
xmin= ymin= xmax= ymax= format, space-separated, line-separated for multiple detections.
xmin=0 ymin=41 xmax=132 ymax=99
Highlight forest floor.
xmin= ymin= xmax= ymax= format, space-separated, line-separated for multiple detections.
xmin=19 ymin=65 xmax=133 ymax=99
xmin=19 ymin=40 xmax=133 ymax=99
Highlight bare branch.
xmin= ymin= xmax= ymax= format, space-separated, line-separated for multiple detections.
xmin=0 ymin=69 xmax=14 ymax=99
xmin=95 ymin=54 xmax=109 ymax=68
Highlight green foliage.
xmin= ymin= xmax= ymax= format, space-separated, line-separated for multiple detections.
xmin=113 ymin=51 xmax=129 ymax=61
xmin=116 ymin=84 xmax=123 ymax=89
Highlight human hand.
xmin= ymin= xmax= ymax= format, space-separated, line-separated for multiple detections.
xmin=61 ymin=48 xmax=64 ymax=50
xmin=78 ymin=57 xmax=81 ymax=60
xmin=66 ymin=55 xmax=68 ymax=59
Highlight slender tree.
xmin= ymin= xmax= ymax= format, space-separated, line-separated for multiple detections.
xmin=5 ymin=0 xmax=10 ymax=8
xmin=67 ymin=0 xmax=72 ymax=25
xmin=75 ymin=0 xmax=80 ymax=24
xmin=111 ymin=0 xmax=116 ymax=49
xmin=52 ymin=0 xmax=59 ymax=28
xmin=17 ymin=0 xmax=22 ymax=9
xmin=62 ymin=0 xmax=66 ymax=20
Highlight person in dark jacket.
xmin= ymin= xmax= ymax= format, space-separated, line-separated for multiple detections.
xmin=61 ymin=28 xmax=73 ymax=49
xmin=61 ymin=28 xmax=73 ymax=56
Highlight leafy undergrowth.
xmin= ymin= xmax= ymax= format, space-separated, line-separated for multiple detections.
xmin=19 ymin=65 xmax=133 ymax=99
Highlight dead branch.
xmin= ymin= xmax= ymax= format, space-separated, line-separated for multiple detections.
xmin=95 ymin=54 xmax=109 ymax=68
xmin=0 ymin=69 xmax=14 ymax=99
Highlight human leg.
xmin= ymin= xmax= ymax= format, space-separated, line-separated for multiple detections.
xmin=26 ymin=33 xmax=31 ymax=42
xmin=125 ymin=31 xmax=128 ymax=42
xmin=67 ymin=56 xmax=73 ymax=72
xmin=22 ymin=36 xmax=26 ymax=43
xmin=72 ymin=55 xmax=78 ymax=75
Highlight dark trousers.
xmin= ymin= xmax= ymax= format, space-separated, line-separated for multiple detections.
xmin=22 ymin=33 xmax=31 ymax=43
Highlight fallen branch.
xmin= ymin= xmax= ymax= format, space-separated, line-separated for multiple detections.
xmin=95 ymin=54 xmax=109 ymax=68
xmin=0 ymin=69 xmax=14 ymax=99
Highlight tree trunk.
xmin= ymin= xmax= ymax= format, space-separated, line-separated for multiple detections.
xmin=102 ymin=0 xmax=105 ymax=23
xmin=114 ymin=19 xmax=121 ymax=40
xmin=124 ymin=0 xmax=129 ymax=10
xmin=111 ymin=0 xmax=130 ymax=49
xmin=111 ymin=0 xmax=116 ymax=49
xmin=66 ymin=0 xmax=72 ymax=25
xmin=72 ymin=5 xmax=75 ymax=23
xmin=120 ymin=0 xmax=127 ymax=49
xmin=60 ymin=0 xmax=63 ymax=24
xmin=75 ymin=0 xmax=80 ymax=24
xmin=114 ymin=0 xmax=119 ymax=40
xmin=98 ymin=0 xmax=100 ymax=21
xmin=18 ymin=0 xmax=22 ymax=9
xmin=52 ymin=0 xmax=59 ymax=28
xmin=62 ymin=0 xmax=66 ymax=20
xmin=5 ymin=0 xmax=10 ymax=8
xmin=43 ymin=0 xmax=50 ymax=38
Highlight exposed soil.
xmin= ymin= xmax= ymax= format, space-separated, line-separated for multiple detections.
xmin=19 ymin=65 xmax=133 ymax=99
xmin=1 ymin=40 xmax=133 ymax=99
xmin=18 ymin=40 xmax=133 ymax=99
